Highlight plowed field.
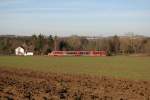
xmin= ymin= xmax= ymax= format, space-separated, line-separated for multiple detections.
xmin=0 ymin=68 xmax=150 ymax=100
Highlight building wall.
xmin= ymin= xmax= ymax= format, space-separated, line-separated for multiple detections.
xmin=15 ymin=47 xmax=25 ymax=56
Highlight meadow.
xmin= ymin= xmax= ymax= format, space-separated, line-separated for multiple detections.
xmin=0 ymin=56 xmax=150 ymax=80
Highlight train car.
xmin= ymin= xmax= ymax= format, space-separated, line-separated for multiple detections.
xmin=48 ymin=51 xmax=66 ymax=56
xmin=48 ymin=51 xmax=106 ymax=56
xmin=90 ymin=51 xmax=106 ymax=56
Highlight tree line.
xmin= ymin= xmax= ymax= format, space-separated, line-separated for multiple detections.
xmin=0 ymin=34 xmax=150 ymax=56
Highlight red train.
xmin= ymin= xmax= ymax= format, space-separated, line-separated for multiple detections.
xmin=48 ymin=51 xmax=106 ymax=56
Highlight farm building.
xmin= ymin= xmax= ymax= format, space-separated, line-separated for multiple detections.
xmin=25 ymin=52 xmax=34 ymax=56
xmin=15 ymin=46 xmax=33 ymax=56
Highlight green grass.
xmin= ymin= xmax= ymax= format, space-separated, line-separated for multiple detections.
xmin=0 ymin=56 xmax=150 ymax=80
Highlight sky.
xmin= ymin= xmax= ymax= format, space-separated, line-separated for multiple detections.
xmin=0 ymin=0 xmax=150 ymax=36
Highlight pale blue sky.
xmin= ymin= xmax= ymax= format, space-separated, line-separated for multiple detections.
xmin=0 ymin=0 xmax=150 ymax=36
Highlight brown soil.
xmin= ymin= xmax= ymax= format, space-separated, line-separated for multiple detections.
xmin=0 ymin=68 xmax=150 ymax=100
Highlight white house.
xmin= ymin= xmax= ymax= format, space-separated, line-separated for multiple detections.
xmin=15 ymin=46 xmax=34 ymax=56
xmin=15 ymin=47 xmax=25 ymax=56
